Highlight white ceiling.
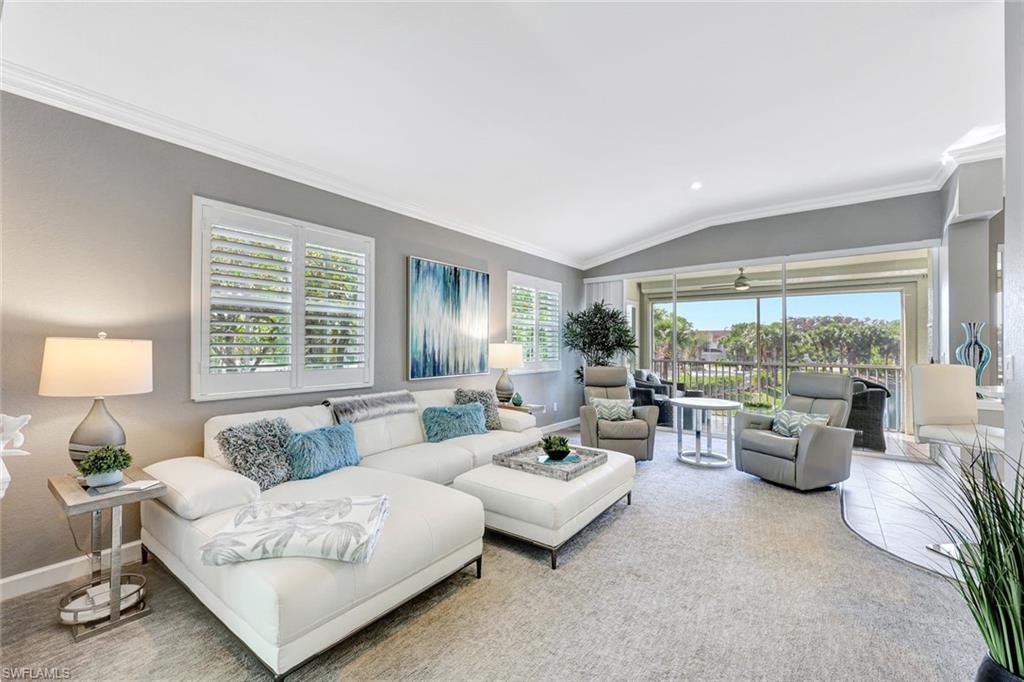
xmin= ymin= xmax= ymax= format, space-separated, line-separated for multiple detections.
xmin=0 ymin=2 xmax=1005 ymax=269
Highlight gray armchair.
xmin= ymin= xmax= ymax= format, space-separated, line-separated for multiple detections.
xmin=734 ymin=372 xmax=856 ymax=491
xmin=581 ymin=367 xmax=659 ymax=461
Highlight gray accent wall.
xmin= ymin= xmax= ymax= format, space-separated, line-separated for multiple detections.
xmin=583 ymin=190 xmax=944 ymax=279
xmin=0 ymin=94 xmax=583 ymax=578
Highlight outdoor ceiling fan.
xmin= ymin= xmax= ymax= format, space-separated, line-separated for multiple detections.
xmin=700 ymin=267 xmax=756 ymax=292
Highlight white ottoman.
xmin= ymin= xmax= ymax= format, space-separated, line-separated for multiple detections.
xmin=452 ymin=449 xmax=635 ymax=569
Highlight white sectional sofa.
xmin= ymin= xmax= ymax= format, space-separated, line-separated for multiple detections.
xmin=141 ymin=389 xmax=542 ymax=679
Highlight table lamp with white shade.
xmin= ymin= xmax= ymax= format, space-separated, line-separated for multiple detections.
xmin=488 ymin=342 xmax=524 ymax=403
xmin=38 ymin=333 xmax=153 ymax=466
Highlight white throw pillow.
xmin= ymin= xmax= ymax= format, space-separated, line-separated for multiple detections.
xmin=145 ymin=457 xmax=260 ymax=520
xmin=590 ymin=397 xmax=634 ymax=421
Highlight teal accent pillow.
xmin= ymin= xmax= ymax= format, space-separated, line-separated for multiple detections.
xmin=771 ymin=410 xmax=829 ymax=438
xmin=422 ymin=403 xmax=487 ymax=442
xmin=286 ymin=422 xmax=360 ymax=480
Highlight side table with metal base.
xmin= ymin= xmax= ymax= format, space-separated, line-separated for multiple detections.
xmin=48 ymin=466 xmax=166 ymax=640
xmin=669 ymin=397 xmax=743 ymax=468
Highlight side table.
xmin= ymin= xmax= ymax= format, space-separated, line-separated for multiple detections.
xmin=47 ymin=466 xmax=166 ymax=640
xmin=668 ymin=397 xmax=743 ymax=468
xmin=498 ymin=403 xmax=546 ymax=415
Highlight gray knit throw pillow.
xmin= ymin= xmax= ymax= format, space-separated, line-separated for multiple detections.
xmin=454 ymin=388 xmax=502 ymax=431
xmin=215 ymin=418 xmax=292 ymax=490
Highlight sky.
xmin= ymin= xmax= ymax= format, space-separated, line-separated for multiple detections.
xmin=659 ymin=291 xmax=902 ymax=331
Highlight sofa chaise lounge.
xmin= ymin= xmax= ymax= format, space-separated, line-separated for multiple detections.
xmin=141 ymin=389 xmax=542 ymax=679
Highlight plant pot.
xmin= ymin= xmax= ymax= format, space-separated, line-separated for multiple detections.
xmin=977 ymin=654 xmax=1023 ymax=682
xmin=85 ymin=470 xmax=123 ymax=488
xmin=544 ymin=449 xmax=571 ymax=461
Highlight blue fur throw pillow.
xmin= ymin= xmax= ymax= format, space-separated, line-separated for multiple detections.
xmin=286 ymin=422 xmax=360 ymax=480
xmin=422 ymin=403 xmax=487 ymax=443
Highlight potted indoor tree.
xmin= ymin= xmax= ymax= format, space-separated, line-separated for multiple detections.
xmin=562 ymin=301 xmax=637 ymax=384
xmin=78 ymin=445 xmax=133 ymax=487
xmin=921 ymin=440 xmax=1024 ymax=681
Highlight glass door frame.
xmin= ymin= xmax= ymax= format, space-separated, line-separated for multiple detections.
xmin=661 ymin=262 xmax=918 ymax=431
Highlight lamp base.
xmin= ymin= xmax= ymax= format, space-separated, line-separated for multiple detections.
xmin=495 ymin=369 xmax=515 ymax=403
xmin=69 ymin=398 xmax=126 ymax=466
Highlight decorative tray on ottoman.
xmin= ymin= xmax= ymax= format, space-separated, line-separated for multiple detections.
xmin=493 ymin=445 xmax=608 ymax=482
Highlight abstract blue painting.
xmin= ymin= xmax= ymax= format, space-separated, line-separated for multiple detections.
xmin=408 ymin=257 xmax=490 ymax=380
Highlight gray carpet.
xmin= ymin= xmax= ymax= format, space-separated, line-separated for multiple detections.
xmin=1 ymin=430 xmax=984 ymax=681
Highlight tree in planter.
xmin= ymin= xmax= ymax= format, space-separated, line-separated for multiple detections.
xmin=562 ymin=301 xmax=637 ymax=383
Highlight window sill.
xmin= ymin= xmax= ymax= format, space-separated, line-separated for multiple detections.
xmin=509 ymin=367 xmax=561 ymax=376
xmin=191 ymin=381 xmax=374 ymax=402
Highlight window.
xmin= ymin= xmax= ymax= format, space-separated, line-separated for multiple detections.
xmin=507 ymin=271 xmax=562 ymax=372
xmin=191 ymin=197 xmax=374 ymax=400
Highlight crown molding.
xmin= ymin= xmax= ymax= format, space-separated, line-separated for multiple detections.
xmin=577 ymin=162 xmax=958 ymax=271
xmin=0 ymin=61 xmax=584 ymax=269
xmin=1 ymin=61 xmax=981 ymax=274
xmin=946 ymin=135 xmax=1006 ymax=165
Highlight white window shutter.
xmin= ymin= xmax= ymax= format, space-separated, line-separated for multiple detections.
xmin=510 ymin=284 xmax=538 ymax=362
xmin=298 ymin=227 xmax=374 ymax=389
xmin=192 ymin=197 xmax=374 ymax=400
xmin=537 ymin=289 xmax=560 ymax=363
xmin=507 ymin=271 xmax=562 ymax=371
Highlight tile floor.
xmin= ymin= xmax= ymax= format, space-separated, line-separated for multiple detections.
xmin=841 ymin=452 xmax=964 ymax=577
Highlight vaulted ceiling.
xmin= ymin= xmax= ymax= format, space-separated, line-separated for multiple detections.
xmin=0 ymin=1 xmax=1005 ymax=268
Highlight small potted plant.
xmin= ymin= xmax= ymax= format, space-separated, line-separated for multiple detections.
xmin=78 ymin=445 xmax=132 ymax=487
xmin=541 ymin=435 xmax=572 ymax=461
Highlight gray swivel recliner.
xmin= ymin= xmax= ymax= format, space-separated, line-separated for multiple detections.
xmin=734 ymin=372 xmax=856 ymax=491
xmin=581 ymin=367 xmax=659 ymax=461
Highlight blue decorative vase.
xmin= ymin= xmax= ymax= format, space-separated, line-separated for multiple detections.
xmin=511 ymin=392 xmax=524 ymax=407
xmin=954 ymin=322 xmax=992 ymax=385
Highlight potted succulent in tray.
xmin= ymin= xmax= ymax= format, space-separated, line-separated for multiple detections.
xmin=918 ymin=440 xmax=1024 ymax=682
xmin=541 ymin=435 xmax=572 ymax=461
xmin=78 ymin=445 xmax=132 ymax=487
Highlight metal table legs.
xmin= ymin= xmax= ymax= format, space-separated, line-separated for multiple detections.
xmin=59 ymin=504 xmax=150 ymax=640
xmin=676 ymin=406 xmax=733 ymax=469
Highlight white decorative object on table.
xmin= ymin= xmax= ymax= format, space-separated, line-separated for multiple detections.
xmin=0 ymin=414 xmax=31 ymax=499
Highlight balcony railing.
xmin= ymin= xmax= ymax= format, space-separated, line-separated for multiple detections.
xmin=651 ymin=359 xmax=903 ymax=431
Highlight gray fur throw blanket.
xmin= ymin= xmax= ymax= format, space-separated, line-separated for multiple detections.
xmin=324 ymin=390 xmax=418 ymax=424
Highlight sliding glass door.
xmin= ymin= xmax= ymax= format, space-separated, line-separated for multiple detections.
xmin=644 ymin=249 xmax=925 ymax=432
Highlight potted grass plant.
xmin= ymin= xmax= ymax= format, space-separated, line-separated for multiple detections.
xmin=919 ymin=440 xmax=1024 ymax=681
xmin=78 ymin=445 xmax=132 ymax=487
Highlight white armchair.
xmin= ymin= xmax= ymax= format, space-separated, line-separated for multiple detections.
xmin=910 ymin=364 xmax=1005 ymax=454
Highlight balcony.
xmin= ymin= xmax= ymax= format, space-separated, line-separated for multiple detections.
xmin=651 ymin=359 xmax=904 ymax=431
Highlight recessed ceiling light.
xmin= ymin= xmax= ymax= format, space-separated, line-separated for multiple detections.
xmin=690 ymin=181 xmax=703 ymax=190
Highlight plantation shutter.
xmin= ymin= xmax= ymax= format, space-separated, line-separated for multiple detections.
xmin=299 ymin=226 xmax=374 ymax=388
xmin=193 ymin=197 xmax=374 ymax=400
xmin=510 ymin=284 xmax=538 ymax=362
xmin=208 ymin=225 xmax=294 ymax=375
xmin=507 ymin=272 xmax=562 ymax=371
xmin=537 ymin=289 xmax=560 ymax=363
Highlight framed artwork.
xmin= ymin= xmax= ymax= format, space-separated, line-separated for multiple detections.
xmin=408 ymin=256 xmax=490 ymax=380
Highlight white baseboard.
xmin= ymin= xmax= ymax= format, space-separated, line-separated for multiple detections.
xmin=541 ymin=417 xmax=580 ymax=434
xmin=1 ymin=540 xmax=142 ymax=601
